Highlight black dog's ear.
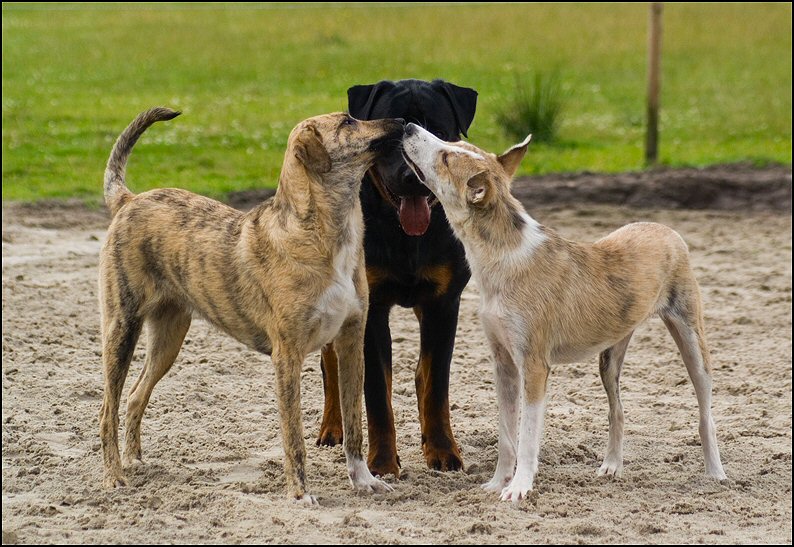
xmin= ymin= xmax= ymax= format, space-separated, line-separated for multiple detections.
xmin=434 ymin=80 xmax=478 ymax=138
xmin=348 ymin=81 xmax=396 ymax=120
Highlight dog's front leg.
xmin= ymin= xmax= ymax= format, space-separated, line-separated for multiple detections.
xmin=271 ymin=345 xmax=316 ymax=505
xmin=415 ymin=297 xmax=463 ymax=472
xmin=482 ymin=339 xmax=520 ymax=493
xmin=500 ymin=353 xmax=549 ymax=504
xmin=317 ymin=343 xmax=343 ymax=446
xmin=335 ymin=313 xmax=394 ymax=494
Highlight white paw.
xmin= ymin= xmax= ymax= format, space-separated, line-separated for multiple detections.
xmin=706 ymin=467 xmax=727 ymax=481
xmin=349 ymin=457 xmax=393 ymax=494
xmin=481 ymin=474 xmax=512 ymax=493
xmin=499 ymin=475 xmax=534 ymax=504
xmin=293 ymin=493 xmax=318 ymax=506
xmin=597 ymin=458 xmax=623 ymax=478
xmin=352 ymin=475 xmax=393 ymax=494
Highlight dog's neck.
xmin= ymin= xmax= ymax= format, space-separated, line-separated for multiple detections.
xmin=271 ymin=156 xmax=362 ymax=230
xmin=451 ymin=193 xmax=547 ymax=289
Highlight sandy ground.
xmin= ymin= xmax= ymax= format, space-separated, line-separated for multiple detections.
xmin=2 ymin=191 xmax=792 ymax=543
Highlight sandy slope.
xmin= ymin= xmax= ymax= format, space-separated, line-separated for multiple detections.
xmin=2 ymin=201 xmax=791 ymax=544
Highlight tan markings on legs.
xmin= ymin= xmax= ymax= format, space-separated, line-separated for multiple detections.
xmin=317 ymin=343 xmax=344 ymax=446
xmin=501 ymin=354 xmax=549 ymax=503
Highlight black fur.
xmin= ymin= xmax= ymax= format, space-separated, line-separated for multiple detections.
xmin=346 ymin=79 xmax=478 ymax=472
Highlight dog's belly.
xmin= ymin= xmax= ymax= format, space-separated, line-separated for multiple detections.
xmin=550 ymin=343 xmax=611 ymax=365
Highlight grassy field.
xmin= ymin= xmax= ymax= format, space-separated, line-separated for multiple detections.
xmin=2 ymin=3 xmax=791 ymax=201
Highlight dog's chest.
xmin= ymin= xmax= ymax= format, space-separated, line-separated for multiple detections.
xmin=308 ymin=233 xmax=362 ymax=351
xmin=479 ymin=294 xmax=526 ymax=356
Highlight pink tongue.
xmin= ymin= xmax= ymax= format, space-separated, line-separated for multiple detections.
xmin=398 ymin=195 xmax=431 ymax=236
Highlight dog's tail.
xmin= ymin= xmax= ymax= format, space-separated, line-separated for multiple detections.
xmin=104 ymin=107 xmax=181 ymax=216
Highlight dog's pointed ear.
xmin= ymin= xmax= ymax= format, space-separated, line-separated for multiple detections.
xmin=497 ymin=135 xmax=532 ymax=178
xmin=466 ymin=171 xmax=489 ymax=205
xmin=295 ymin=124 xmax=331 ymax=174
xmin=434 ymin=80 xmax=478 ymax=138
xmin=348 ymin=81 xmax=396 ymax=120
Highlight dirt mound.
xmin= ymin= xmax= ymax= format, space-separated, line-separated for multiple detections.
xmin=511 ymin=163 xmax=792 ymax=212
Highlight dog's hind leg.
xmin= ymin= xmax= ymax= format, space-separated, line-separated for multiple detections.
xmin=317 ymin=343 xmax=343 ymax=447
xmin=271 ymin=344 xmax=315 ymax=504
xmin=661 ymin=283 xmax=727 ymax=480
xmin=597 ymin=331 xmax=633 ymax=478
xmin=336 ymin=314 xmax=393 ymax=494
xmin=482 ymin=339 xmax=520 ymax=493
xmin=123 ymin=304 xmax=191 ymax=467
xmin=99 ymin=306 xmax=143 ymax=488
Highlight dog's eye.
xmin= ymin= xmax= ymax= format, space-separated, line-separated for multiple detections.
xmin=342 ymin=117 xmax=357 ymax=127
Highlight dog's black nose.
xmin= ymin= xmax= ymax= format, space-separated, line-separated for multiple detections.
xmin=405 ymin=123 xmax=417 ymax=136
xmin=394 ymin=118 xmax=405 ymax=126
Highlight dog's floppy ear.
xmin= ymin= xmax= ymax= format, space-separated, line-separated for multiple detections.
xmin=348 ymin=81 xmax=396 ymax=120
xmin=497 ymin=135 xmax=532 ymax=179
xmin=466 ymin=171 xmax=489 ymax=205
xmin=295 ymin=124 xmax=331 ymax=174
xmin=434 ymin=80 xmax=478 ymax=138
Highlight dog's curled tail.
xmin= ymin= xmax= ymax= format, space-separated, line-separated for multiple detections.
xmin=104 ymin=107 xmax=181 ymax=216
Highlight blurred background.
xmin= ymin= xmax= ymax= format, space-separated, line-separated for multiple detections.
xmin=2 ymin=2 xmax=791 ymax=201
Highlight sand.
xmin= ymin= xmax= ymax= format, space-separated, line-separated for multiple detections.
xmin=2 ymin=173 xmax=792 ymax=544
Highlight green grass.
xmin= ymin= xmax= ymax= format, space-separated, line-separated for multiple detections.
xmin=2 ymin=2 xmax=791 ymax=201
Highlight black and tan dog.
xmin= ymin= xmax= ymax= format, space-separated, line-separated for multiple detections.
xmin=315 ymin=80 xmax=478 ymax=476
xmin=98 ymin=107 xmax=403 ymax=504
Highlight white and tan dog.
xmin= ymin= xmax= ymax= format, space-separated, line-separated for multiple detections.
xmin=401 ymin=123 xmax=727 ymax=503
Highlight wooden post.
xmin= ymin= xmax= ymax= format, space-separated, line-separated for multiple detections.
xmin=645 ymin=2 xmax=663 ymax=166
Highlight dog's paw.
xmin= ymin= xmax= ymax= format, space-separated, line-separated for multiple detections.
xmin=316 ymin=427 xmax=343 ymax=447
xmin=368 ymin=452 xmax=401 ymax=478
xmin=597 ymin=458 xmax=623 ymax=478
xmin=350 ymin=458 xmax=394 ymax=494
xmin=423 ymin=444 xmax=463 ymax=472
xmin=103 ymin=473 xmax=128 ymax=489
xmin=293 ymin=493 xmax=319 ymax=506
xmin=353 ymin=475 xmax=394 ymax=495
xmin=706 ymin=468 xmax=728 ymax=482
xmin=499 ymin=475 xmax=534 ymax=504
xmin=481 ymin=474 xmax=512 ymax=493
xmin=122 ymin=455 xmax=144 ymax=468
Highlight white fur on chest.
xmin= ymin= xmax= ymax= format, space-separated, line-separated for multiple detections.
xmin=308 ymin=222 xmax=362 ymax=351
xmin=479 ymin=293 xmax=527 ymax=361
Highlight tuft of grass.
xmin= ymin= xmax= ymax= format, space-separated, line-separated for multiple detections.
xmin=497 ymin=72 xmax=566 ymax=144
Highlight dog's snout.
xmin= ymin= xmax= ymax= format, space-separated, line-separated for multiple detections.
xmin=405 ymin=123 xmax=418 ymax=137
xmin=393 ymin=118 xmax=405 ymax=127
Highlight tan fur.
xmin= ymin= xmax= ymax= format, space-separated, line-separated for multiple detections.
xmin=402 ymin=124 xmax=727 ymax=502
xmin=99 ymin=108 xmax=403 ymax=504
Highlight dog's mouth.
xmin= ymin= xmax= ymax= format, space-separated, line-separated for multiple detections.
xmin=368 ymin=164 xmax=437 ymax=237
xmin=401 ymin=151 xmax=426 ymax=183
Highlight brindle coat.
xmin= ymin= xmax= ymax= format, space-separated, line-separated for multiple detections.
xmin=98 ymin=107 xmax=403 ymax=504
